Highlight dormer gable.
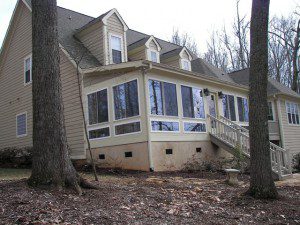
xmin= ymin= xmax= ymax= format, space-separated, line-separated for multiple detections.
xmin=161 ymin=46 xmax=192 ymax=71
xmin=75 ymin=8 xmax=128 ymax=66
xmin=127 ymin=35 xmax=161 ymax=62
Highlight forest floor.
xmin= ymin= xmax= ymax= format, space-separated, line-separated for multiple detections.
xmin=0 ymin=168 xmax=299 ymax=225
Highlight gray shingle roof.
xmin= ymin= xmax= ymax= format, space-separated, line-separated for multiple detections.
xmin=229 ymin=68 xmax=300 ymax=98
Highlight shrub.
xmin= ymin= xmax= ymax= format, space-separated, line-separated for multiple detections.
xmin=0 ymin=147 xmax=32 ymax=168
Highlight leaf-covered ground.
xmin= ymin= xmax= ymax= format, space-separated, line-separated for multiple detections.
xmin=0 ymin=170 xmax=299 ymax=224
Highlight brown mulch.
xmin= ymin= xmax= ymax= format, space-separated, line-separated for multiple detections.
xmin=0 ymin=171 xmax=299 ymax=225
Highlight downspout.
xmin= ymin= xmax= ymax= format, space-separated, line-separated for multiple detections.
xmin=141 ymin=63 xmax=154 ymax=171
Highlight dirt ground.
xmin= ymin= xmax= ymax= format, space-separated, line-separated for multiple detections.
xmin=0 ymin=169 xmax=299 ymax=225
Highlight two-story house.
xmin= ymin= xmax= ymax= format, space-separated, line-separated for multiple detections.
xmin=0 ymin=0 xmax=299 ymax=179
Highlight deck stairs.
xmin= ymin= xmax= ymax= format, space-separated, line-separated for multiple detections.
xmin=207 ymin=115 xmax=293 ymax=180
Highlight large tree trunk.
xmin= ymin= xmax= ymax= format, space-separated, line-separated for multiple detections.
xmin=28 ymin=0 xmax=96 ymax=193
xmin=247 ymin=0 xmax=278 ymax=199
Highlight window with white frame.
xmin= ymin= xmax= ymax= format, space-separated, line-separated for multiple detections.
xmin=150 ymin=50 xmax=159 ymax=63
xmin=115 ymin=121 xmax=141 ymax=135
xmin=268 ymin=102 xmax=274 ymax=121
xmin=184 ymin=122 xmax=206 ymax=133
xmin=286 ymin=102 xmax=299 ymax=125
xmin=237 ymin=97 xmax=249 ymax=122
xmin=181 ymin=59 xmax=191 ymax=71
xmin=16 ymin=113 xmax=27 ymax=137
xmin=89 ymin=127 xmax=110 ymax=140
xmin=222 ymin=94 xmax=236 ymax=121
xmin=148 ymin=79 xmax=178 ymax=116
xmin=110 ymin=35 xmax=123 ymax=64
xmin=181 ymin=85 xmax=205 ymax=119
xmin=113 ymin=79 xmax=139 ymax=120
xmin=151 ymin=121 xmax=179 ymax=132
xmin=24 ymin=56 xmax=32 ymax=84
xmin=87 ymin=89 xmax=108 ymax=125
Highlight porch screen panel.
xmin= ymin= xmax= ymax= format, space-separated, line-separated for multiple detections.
xmin=149 ymin=80 xmax=164 ymax=115
xmin=237 ymin=97 xmax=249 ymax=122
xmin=222 ymin=94 xmax=236 ymax=121
xmin=114 ymin=80 xmax=139 ymax=120
xmin=88 ymin=89 xmax=108 ymax=125
xmin=181 ymin=86 xmax=205 ymax=119
xmin=163 ymin=82 xmax=178 ymax=116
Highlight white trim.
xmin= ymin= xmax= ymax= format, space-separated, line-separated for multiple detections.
xmin=16 ymin=111 xmax=27 ymax=138
xmin=86 ymin=87 xmax=110 ymax=126
xmin=123 ymin=30 xmax=128 ymax=63
xmin=145 ymin=36 xmax=162 ymax=51
xmin=179 ymin=47 xmax=193 ymax=61
xmin=114 ymin=119 xmax=142 ymax=137
xmin=23 ymin=54 xmax=32 ymax=85
xmin=102 ymin=8 xmax=128 ymax=31
xmin=108 ymin=33 xmax=125 ymax=64
xmin=182 ymin=121 xmax=207 ymax=134
xmin=150 ymin=118 xmax=180 ymax=133
xmin=112 ymin=78 xmax=141 ymax=121
xmin=103 ymin=25 xmax=109 ymax=65
xmin=88 ymin=126 xmax=111 ymax=141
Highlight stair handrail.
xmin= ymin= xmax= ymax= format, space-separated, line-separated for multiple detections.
xmin=208 ymin=114 xmax=292 ymax=178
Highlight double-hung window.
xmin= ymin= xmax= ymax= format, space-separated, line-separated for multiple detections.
xmin=222 ymin=94 xmax=236 ymax=121
xmin=268 ymin=102 xmax=274 ymax=121
xmin=87 ymin=89 xmax=109 ymax=139
xmin=181 ymin=59 xmax=191 ymax=71
xmin=111 ymin=35 xmax=122 ymax=64
xmin=181 ymin=85 xmax=205 ymax=119
xmin=16 ymin=113 xmax=27 ymax=137
xmin=24 ymin=56 xmax=32 ymax=84
xmin=148 ymin=79 xmax=178 ymax=116
xmin=113 ymin=79 xmax=139 ymax=120
xmin=286 ymin=102 xmax=299 ymax=125
xmin=237 ymin=97 xmax=249 ymax=122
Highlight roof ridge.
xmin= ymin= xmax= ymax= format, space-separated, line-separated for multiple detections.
xmin=228 ymin=68 xmax=249 ymax=75
xmin=57 ymin=6 xmax=95 ymax=19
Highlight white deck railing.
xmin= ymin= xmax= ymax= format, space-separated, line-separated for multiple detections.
xmin=208 ymin=114 xmax=292 ymax=179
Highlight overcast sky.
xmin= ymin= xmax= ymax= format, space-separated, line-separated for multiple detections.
xmin=0 ymin=0 xmax=298 ymax=53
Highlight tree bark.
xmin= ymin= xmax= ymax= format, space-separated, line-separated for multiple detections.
xmin=28 ymin=0 xmax=98 ymax=193
xmin=247 ymin=0 xmax=278 ymax=199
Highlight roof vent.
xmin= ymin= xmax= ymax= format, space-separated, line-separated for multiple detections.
xmin=68 ymin=16 xmax=72 ymax=20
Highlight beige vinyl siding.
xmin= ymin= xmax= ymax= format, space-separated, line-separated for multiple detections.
xmin=106 ymin=13 xmax=126 ymax=63
xmin=129 ymin=48 xmax=146 ymax=61
xmin=0 ymin=2 xmax=33 ymax=149
xmin=60 ymin=52 xmax=85 ymax=159
xmin=149 ymin=40 xmax=158 ymax=51
xmin=161 ymin=56 xmax=180 ymax=68
xmin=278 ymin=97 xmax=300 ymax=160
xmin=0 ymin=2 xmax=85 ymax=159
xmin=77 ymin=22 xmax=105 ymax=65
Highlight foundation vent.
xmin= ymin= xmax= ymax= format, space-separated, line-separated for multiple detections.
xmin=125 ymin=151 xmax=133 ymax=158
xmin=196 ymin=147 xmax=202 ymax=153
xmin=166 ymin=149 xmax=173 ymax=155
xmin=99 ymin=154 xmax=105 ymax=159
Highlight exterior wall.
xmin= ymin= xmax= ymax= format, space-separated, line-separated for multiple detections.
xmin=106 ymin=13 xmax=127 ymax=64
xmin=151 ymin=141 xmax=232 ymax=171
xmin=87 ymin=142 xmax=149 ymax=171
xmin=161 ymin=56 xmax=180 ymax=68
xmin=77 ymin=22 xmax=105 ymax=65
xmin=278 ymin=96 xmax=300 ymax=161
xmin=181 ymin=50 xmax=190 ymax=60
xmin=0 ymin=2 xmax=85 ymax=159
xmin=0 ymin=2 xmax=33 ymax=149
xmin=83 ymin=71 xmax=148 ymax=150
xmin=128 ymin=48 xmax=146 ymax=61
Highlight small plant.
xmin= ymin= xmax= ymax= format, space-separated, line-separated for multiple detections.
xmin=292 ymin=153 xmax=300 ymax=172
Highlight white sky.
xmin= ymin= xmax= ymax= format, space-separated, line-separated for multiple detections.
xmin=0 ymin=0 xmax=298 ymax=53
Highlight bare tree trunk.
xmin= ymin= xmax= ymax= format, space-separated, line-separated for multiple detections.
xmin=291 ymin=19 xmax=300 ymax=92
xmin=28 ymin=0 xmax=98 ymax=193
xmin=247 ymin=0 xmax=278 ymax=199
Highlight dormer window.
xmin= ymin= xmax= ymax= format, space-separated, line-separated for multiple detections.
xmin=181 ymin=59 xmax=191 ymax=71
xmin=150 ymin=50 xmax=159 ymax=63
xmin=110 ymin=34 xmax=123 ymax=64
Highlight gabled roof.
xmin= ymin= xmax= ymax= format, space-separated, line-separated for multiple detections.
xmin=229 ymin=68 xmax=300 ymax=99
xmin=128 ymin=35 xmax=162 ymax=52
